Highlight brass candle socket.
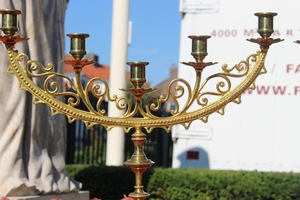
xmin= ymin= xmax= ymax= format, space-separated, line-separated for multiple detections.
xmin=255 ymin=12 xmax=277 ymax=39
xmin=67 ymin=33 xmax=89 ymax=60
xmin=0 ymin=9 xmax=21 ymax=37
xmin=189 ymin=35 xmax=210 ymax=63
xmin=127 ymin=62 xmax=149 ymax=89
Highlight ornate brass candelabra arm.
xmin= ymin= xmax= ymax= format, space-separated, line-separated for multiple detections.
xmin=0 ymin=10 xmax=282 ymax=133
xmin=3 ymin=48 xmax=268 ymax=131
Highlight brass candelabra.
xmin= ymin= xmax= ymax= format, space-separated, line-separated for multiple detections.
xmin=0 ymin=9 xmax=281 ymax=200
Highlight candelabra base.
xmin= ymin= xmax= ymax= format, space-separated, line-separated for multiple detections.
xmin=5 ymin=191 xmax=89 ymax=200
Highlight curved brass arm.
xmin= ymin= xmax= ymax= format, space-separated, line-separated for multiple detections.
xmin=5 ymin=45 xmax=268 ymax=132
xmin=0 ymin=10 xmax=283 ymax=134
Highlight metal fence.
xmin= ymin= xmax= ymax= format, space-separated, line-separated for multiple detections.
xmin=65 ymin=114 xmax=173 ymax=167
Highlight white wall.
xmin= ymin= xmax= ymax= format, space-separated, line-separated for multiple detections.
xmin=172 ymin=0 xmax=300 ymax=172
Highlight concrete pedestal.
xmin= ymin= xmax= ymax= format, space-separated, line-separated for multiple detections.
xmin=6 ymin=191 xmax=90 ymax=200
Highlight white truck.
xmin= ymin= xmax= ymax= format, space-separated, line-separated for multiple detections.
xmin=172 ymin=0 xmax=300 ymax=172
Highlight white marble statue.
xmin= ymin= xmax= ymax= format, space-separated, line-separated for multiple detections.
xmin=0 ymin=0 xmax=81 ymax=197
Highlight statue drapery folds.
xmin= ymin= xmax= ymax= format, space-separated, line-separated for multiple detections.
xmin=0 ymin=0 xmax=81 ymax=196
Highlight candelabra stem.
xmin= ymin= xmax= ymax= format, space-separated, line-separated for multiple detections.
xmin=74 ymin=69 xmax=95 ymax=113
xmin=182 ymin=70 xmax=202 ymax=113
xmin=179 ymin=61 xmax=217 ymax=113
xmin=124 ymin=127 xmax=154 ymax=200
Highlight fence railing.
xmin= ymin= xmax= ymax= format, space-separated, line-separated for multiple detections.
xmin=65 ymin=117 xmax=173 ymax=167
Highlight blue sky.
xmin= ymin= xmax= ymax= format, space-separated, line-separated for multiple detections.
xmin=65 ymin=0 xmax=182 ymax=87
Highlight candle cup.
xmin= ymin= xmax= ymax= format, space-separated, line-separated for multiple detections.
xmin=0 ymin=9 xmax=21 ymax=37
xmin=67 ymin=33 xmax=89 ymax=60
xmin=255 ymin=12 xmax=277 ymax=39
xmin=127 ymin=62 xmax=149 ymax=89
xmin=189 ymin=35 xmax=211 ymax=63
